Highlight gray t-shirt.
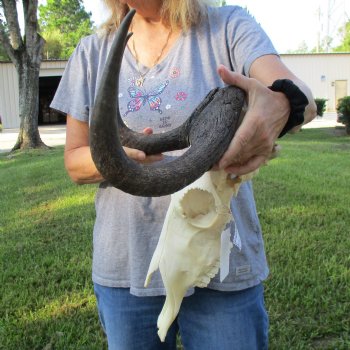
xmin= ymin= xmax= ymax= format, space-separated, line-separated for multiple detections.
xmin=51 ymin=6 xmax=278 ymax=296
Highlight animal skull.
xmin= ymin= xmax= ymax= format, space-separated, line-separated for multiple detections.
xmin=144 ymin=169 xmax=256 ymax=341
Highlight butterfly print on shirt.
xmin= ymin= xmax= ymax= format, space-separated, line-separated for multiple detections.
xmin=123 ymin=80 xmax=169 ymax=116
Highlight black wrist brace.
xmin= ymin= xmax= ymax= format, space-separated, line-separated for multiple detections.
xmin=269 ymin=79 xmax=309 ymax=138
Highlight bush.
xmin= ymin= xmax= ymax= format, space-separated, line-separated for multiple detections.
xmin=337 ymin=96 xmax=350 ymax=135
xmin=315 ymin=98 xmax=327 ymax=117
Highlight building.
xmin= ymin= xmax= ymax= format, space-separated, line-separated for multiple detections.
xmin=0 ymin=53 xmax=350 ymax=129
xmin=281 ymin=53 xmax=350 ymax=112
xmin=0 ymin=60 xmax=66 ymax=129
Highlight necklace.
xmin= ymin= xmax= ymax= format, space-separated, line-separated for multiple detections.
xmin=131 ymin=24 xmax=173 ymax=87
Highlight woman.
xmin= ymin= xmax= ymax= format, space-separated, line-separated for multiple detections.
xmin=51 ymin=1 xmax=316 ymax=349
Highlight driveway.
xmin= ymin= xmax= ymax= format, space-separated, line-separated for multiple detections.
xmin=0 ymin=114 xmax=344 ymax=153
xmin=0 ymin=125 xmax=66 ymax=153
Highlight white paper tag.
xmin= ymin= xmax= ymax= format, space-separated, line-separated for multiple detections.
xmin=220 ymin=224 xmax=233 ymax=282
xmin=232 ymin=222 xmax=242 ymax=251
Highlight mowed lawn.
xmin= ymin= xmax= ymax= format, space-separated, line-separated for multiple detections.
xmin=0 ymin=127 xmax=349 ymax=350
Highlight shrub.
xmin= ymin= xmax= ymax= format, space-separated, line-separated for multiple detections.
xmin=337 ymin=96 xmax=350 ymax=135
xmin=315 ymin=98 xmax=327 ymax=117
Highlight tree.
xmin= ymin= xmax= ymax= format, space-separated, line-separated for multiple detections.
xmin=286 ymin=40 xmax=310 ymax=54
xmin=39 ymin=0 xmax=93 ymax=59
xmin=0 ymin=40 xmax=9 ymax=60
xmin=337 ymin=95 xmax=350 ymax=134
xmin=41 ymin=28 xmax=63 ymax=59
xmin=0 ymin=17 xmax=9 ymax=60
xmin=333 ymin=21 xmax=350 ymax=52
xmin=0 ymin=0 xmax=47 ymax=150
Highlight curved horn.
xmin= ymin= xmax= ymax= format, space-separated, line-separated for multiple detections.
xmin=90 ymin=9 xmax=245 ymax=197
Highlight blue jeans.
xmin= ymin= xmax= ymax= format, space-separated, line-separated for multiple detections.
xmin=94 ymin=283 xmax=268 ymax=350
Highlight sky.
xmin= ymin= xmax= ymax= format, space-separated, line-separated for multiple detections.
xmin=82 ymin=0 xmax=350 ymax=53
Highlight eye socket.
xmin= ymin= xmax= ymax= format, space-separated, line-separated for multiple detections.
xmin=180 ymin=189 xmax=215 ymax=218
xmin=179 ymin=189 xmax=218 ymax=229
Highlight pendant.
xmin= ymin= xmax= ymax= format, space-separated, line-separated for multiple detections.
xmin=135 ymin=76 xmax=145 ymax=87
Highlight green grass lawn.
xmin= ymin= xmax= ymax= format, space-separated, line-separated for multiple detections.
xmin=0 ymin=127 xmax=349 ymax=349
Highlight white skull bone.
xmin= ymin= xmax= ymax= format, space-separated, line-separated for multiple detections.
xmin=144 ymin=169 xmax=256 ymax=342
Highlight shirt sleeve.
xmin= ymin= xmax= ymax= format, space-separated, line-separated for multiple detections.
xmin=227 ymin=7 xmax=278 ymax=77
xmin=50 ymin=40 xmax=91 ymax=122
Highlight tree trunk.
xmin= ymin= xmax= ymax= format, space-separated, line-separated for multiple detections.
xmin=12 ymin=56 xmax=47 ymax=150
xmin=0 ymin=0 xmax=47 ymax=151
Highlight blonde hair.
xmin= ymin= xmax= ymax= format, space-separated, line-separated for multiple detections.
xmin=101 ymin=0 xmax=211 ymax=33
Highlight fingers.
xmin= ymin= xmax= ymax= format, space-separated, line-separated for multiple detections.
xmin=218 ymin=120 xmax=256 ymax=169
xmin=217 ymin=116 xmax=276 ymax=176
xmin=217 ymin=65 xmax=251 ymax=92
xmin=124 ymin=146 xmax=164 ymax=164
xmin=141 ymin=154 xmax=164 ymax=164
xmin=223 ymin=155 xmax=266 ymax=176
xmin=218 ymin=129 xmax=274 ymax=175
xmin=216 ymin=66 xmax=287 ymax=176
xmin=224 ymin=145 xmax=279 ymax=176
xmin=143 ymin=127 xmax=153 ymax=135
xmin=140 ymin=127 xmax=164 ymax=163
xmin=124 ymin=146 xmax=147 ymax=161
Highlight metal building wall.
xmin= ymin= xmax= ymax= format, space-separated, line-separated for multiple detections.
xmin=1 ymin=55 xmax=350 ymax=128
xmin=281 ymin=53 xmax=350 ymax=111
xmin=40 ymin=60 xmax=67 ymax=77
xmin=0 ymin=62 xmax=19 ymax=128
xmin=0 ymin=60 xmax=67 ymax=129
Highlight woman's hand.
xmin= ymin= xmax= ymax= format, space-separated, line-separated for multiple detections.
xmin=124 ymin=127 xmax=163 ymax=164
xmin=64 ymin=117 xmax=163 ymax=184
xmin=217 ymin=65 xmax=290 ymax=176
